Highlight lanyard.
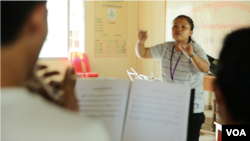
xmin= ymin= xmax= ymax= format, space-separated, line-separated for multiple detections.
xmin=170 ymin=45 xmax=182 ymax=82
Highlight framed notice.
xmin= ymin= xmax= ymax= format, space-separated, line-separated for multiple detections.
xmin=94 ymin=1 xmax=127 ymax=57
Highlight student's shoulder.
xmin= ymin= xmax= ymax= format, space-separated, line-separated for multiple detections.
xmin=35 ymin=95 xmax=103 ymax=127
xmin=2 ymin=89 xmax=110 ymax=141
xmin=41 ymin=102 xmax=110 ymax=140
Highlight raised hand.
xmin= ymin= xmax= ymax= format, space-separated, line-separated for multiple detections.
xmin=26 ymin=65 xmax=79 ymax=111
xmin=138 ymin=30 xmax=148 ymax=43
xmin=60 ymin=67 xmax=79 ymax=111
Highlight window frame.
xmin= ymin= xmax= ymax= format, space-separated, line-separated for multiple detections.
xmin=39 ymin=0 xmax=85 ymax=58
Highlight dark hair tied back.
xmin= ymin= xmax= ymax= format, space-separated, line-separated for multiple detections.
xmin=174 ymin=15 xmax=195 ymax=43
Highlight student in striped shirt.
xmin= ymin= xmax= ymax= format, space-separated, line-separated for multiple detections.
xmin=135 ymin=15 xmax=210 ymax=141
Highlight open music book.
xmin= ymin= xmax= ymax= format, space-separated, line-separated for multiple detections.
xmin=75 ymin=78 xmax=194 ymax=141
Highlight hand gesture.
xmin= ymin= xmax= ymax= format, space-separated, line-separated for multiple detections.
xmin=26 ymin=65 xmax=79 ymax=111
xmin=178 ymin=43 xmax=194 ymax=57
xmin=60 ymin=67 xmax=79 ymax=111
xmin=138 ymin=30 xmax=148 ymax=43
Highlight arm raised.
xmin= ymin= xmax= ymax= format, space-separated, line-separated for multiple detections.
xmin=135 ymin=30 xmax=152 ymax=59
xmin=178 ymin=43 xmax=209 ymax=73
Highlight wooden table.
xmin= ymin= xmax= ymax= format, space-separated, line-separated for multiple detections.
xmin=203 ymin=74 xmax=216 ymax=92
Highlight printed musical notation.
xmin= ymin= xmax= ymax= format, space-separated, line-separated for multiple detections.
xmin=127 ymin=88 xmax=186 ymax=125
xmin=122 ymin=81 xmax=191 ymax=141
xmin=79 ymin=93 xmax=125 ymax=118
xmin=94 ymin=1 xmax=127 ymax=57
xmin=75 ymin=79 xmax=130 ymax=141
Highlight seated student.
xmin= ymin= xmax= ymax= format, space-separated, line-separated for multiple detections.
xmin=1 ymin=1 xmax=110 ymax=141
xmin=213 ymin=28 xmax=250 ymax=125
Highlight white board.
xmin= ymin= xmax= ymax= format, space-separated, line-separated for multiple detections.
xmin=166 ymin=1 xmax=250 ymax=59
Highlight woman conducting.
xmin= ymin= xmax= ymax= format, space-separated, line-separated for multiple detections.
xmin=135 ymin=15 xmax=210 ymax=141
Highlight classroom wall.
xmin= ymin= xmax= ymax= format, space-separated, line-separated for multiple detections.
xmin=38 ymin=1 xmax=165 ymax=80
xmin=136 ymin=1 xmax=165 ymax=79
xmin=38 ymin=1 xmax=139 ymax=80
xmin=37 ymin=0 xmax=213 ymax=109
xmin=85 ymin=1 xmax=138 ymax=78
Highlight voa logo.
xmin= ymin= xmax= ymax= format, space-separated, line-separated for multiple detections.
xmin=226 ymin=129 xmax=246 ymax=136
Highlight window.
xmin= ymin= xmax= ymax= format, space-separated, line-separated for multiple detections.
xmin=39 ymin=0 xmax=85 ymax=58
xmin=69 ymin=0 xmax=85 ymax=53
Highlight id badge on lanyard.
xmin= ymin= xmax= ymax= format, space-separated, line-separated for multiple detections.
xmin=170 ymin=45 xmax=182 ymax=82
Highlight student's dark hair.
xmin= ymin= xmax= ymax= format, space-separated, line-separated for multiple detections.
xmin=215 ymin=28 xmax=250 ymax=124
xmin=174 ymin=15 xmax=195 ymax=43
xmin=1 ymin=1 xmax=46 ymax=46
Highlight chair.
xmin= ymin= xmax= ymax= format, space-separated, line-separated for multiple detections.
xmin=70 ymin=52 xmax=98 ymax=77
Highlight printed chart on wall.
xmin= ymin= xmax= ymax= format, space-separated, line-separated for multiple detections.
xmin=166 ymin=1 xmax=250 ymax=59
xmin=94 ymin=1 xmax=127 ymax=57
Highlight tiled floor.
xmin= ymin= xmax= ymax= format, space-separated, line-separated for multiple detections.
xmin=202 ymin=110 xmax=221 ymax=131
xmin=199 ymin=110 xmax=221 ymax=141
xmin=200 ymin=133 xmax=215 ymax=141
xmin=202 ymin=110 xmax=213 ymax=131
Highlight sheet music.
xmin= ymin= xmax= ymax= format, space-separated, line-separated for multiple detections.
xmin=122 ymin=80 xmax=190 ymax=141
xmin=75 ymin=78 xmax=130 ymax=141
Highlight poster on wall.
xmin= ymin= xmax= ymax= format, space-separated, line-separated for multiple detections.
xmin=166 ymin=1 xmax=250 ymax=59
xmin=94 ymin=1 xmax=127 ymax=57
